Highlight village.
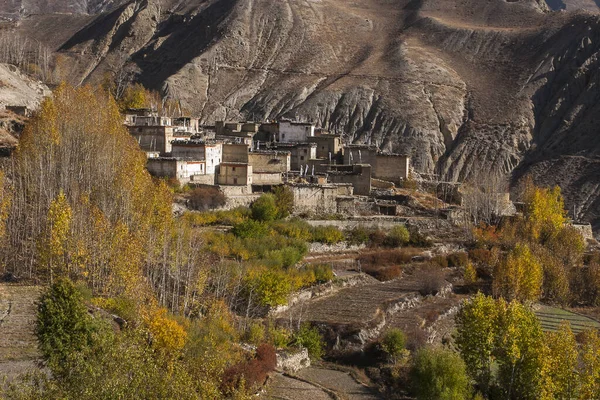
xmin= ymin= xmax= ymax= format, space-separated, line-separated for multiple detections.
xmin=124 ymin=108 xmax=443 ymax=217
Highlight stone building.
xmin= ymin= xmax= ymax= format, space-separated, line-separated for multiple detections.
xmin=248 ymin=150 xmax=291 ymax=173
xmin=218 ymin=162 xmax=252 ymax=186
xmin=344 ymin=145 xmax=410 ymax=183
xmin=171 ymin=140 xmax=223 ymax=174
xmin=146 ymin=158 xmax=213 ymax=184
xmin=326 ymin=164 xmax=372 ymax=196
xmin=129 ymin=125 xmax=177 ymax=155
xmin=308 ymin=134 xmax=342 ymax=160
xmin=290 ymin=183 xmax=354 ymax=215
xmin=222 ymin=143 xmax=250 ymax=163
xmin=277 ymin=120 xmax=315 ymax=143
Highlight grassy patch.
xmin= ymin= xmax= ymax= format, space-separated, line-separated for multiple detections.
xmin=534 ymin=304 xmax=600 ymax=334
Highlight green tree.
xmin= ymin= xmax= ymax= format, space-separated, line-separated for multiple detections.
xmin=410 ymin=346 xmax=471 ymax=400
xmin=455 ymin=293 xmax=497 ymax=394
xmin=251 ymin=194 xmax=278 ymax=222
xmin=293 ymin=323 xmax=325 ymax=359
xmin=35 ymin=278 xmax=98 ymax=377
xmin=493 ymin=243 xmax=543 ymax=302
xmin=381 ymin=329 xmax=407 ymax=364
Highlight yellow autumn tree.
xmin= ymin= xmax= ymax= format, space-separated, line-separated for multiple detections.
xmin=579 ymin=329 xmax=600 ymax=399
xmin=119 ymin=83 xmax=150 ymax=111
xmin=525 ymin=183 xmax=567 ymax=241
xmin=142 ymin=306 xmax=187 ymax=358
xmin=540 ymin=322 xmax=579 ymax=400
xmin=493 ymin=243 xmax=543 ymax=302
xmin=38 ymin=191 xmax=72 ymax=283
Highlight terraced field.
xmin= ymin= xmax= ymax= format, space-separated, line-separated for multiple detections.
xmin=534 ymin=304 xmax=600 ymax=334
xmin=0 ymin=285 xmax=42 ymax=382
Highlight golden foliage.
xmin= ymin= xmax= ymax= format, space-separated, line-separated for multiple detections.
xmin=143 ymin=306 xmax=187 ymax=356
xmin=493 ymin=243 xmax=543 ymax=302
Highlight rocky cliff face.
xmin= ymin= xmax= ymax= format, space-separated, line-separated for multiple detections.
xmin=6 ymin=0 xmax=600 ymax=227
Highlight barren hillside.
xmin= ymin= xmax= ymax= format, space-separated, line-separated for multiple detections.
xmin=4 ymin=0 xmax=600 ymax=226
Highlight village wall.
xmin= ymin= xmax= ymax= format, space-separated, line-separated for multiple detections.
xmin=252 ymin=172 xmax=283 ymax=185
xmin=129 ymin=126 xmax=174 ymax=155
xmin=291 ymin=184 xmax=353 ymax=215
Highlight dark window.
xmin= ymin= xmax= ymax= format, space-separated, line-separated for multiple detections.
xmin=234 ymin=177 xmax=238 ymax=184
xmin=232 ymin=167 xmax=236 ymax=172
xmin=300 ymin=156 xmax=304 ymax=161
xmin=304 ymin=149 xmax=307 ymax=154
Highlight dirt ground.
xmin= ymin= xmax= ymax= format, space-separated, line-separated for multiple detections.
xmin=0 ymin=285 xmax=42 ymax=382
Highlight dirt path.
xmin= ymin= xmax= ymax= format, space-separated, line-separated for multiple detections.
xmin=0 ymin=285 xmax=41 ymax=382
xmin=261 ymin=367 xmax=381 ymax=400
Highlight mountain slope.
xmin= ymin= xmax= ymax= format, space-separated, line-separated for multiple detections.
xmin=7 ymin=0 xmax=600 ymax=227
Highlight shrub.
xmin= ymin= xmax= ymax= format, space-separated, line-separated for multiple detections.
xmin=369 ymin=229 xmax=387 ymax=247
xmin=246 ymin=322 xmax=266 ymax=346
xmin=245 ymin=268 xmax=292 ymax=307
xmin=384 ymin=225 xmax=410 ymax=247
xmin=92 ymin=296 xmax=138 ymax=323
xmin=468 ymin=248 xmax=492 ymax=265
xmin=447 ymin=252 xmax=468 ymax=268
xmin=310 ymin=264 xmax=335 ymax=284
xmin=251 ymin=194 xmax=279 ymax=222
xmin=271 ymin=218 xmax=312 ymax=241
xmin=418 ymin=264 xmax=446 ymax=296
xmin=267 ymin=322 xmax=291 ymax=349
xmin=273 ymin=186 xmax=294 ymax=218
xmin=346 ymin=226 xmax=372 ymax=246
xmin=432 ymin=255 xmax=449 ymax=268
xmin=408 ymin=229 xmax=433 ymax=247
xmin=232 ymin=220 xmax=270 ymax=239
xmin=293 ymin=323 xmax=325 ymax=359
xmin=410 ymin=346 xmax=471 ymax=400
xmin=381 ymin=329 xmax=407 ymax=364
xmin=188 ymin=186 xmax=226 ymax=211
xmin=310 ymin=225 xmax=345 ymax=244
xmin=363 ymin=264 xmax=403 ymax=282
xmin=222 ymin=344 xmax=277 ymax=392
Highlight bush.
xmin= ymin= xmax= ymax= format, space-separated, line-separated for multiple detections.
xmin=232 ymin=220 xmax=270 ymax=239
xmin=273 ymin=186 xmax=294 ymax=218
xmin=346 ymin=226 xmax=372 ymax=246
xmin=432 ymin=255 xmax=449 ymax=268
xmin=245 ymin=322 xmax=266 ymax=346
xmin=418 ymin=264 xmax=446 ymax=296
xmin=468 ymin=249 xmax=492 ymax=265
xmin=188 ymin=186 xmax=226 ymax=211
xmin=381 ymin=329 xmax=407 ymax=363
xmin=310 ymin=225 xmax=345 ymax=244
xmin=410 ymin=346 xmax=471 ymax=400
xmin=358 ymin=248 xmax=420 ymax=268
xmin=310 ymin=264 xmax=335 ymax=284
xmin=408 ymin=228 xmax=433 ymax=247
xmin=222 ymin=344 xmax=277 ymax=393
xmin=447 ymin=252 xmax=468 ymax=268
xmin=251 ymin=194 xmax=279 ymax=222
xmin=384 ymin=225 xmax=410 ymax=247
xmin=369 ymin=229 xmax=387 ymax=247
xmin=245 ymin=268 xmax=292 ymax=307
xmin=293 ymin=323 xmax=325 ymax=359
xmin=271 ymin=218 xmax=312 ymax=241
xmin=267 ymin=322 xmax=291 ymax=349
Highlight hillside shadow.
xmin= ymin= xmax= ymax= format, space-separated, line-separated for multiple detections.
xmin=131 ymin=0 xmax=238 ymax=91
